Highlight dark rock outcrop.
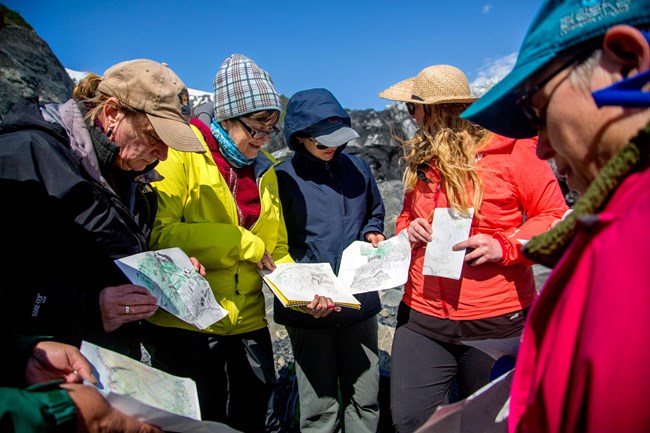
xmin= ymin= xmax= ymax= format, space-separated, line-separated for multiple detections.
xmin=0 ymin=6 xmax=74 ymax=122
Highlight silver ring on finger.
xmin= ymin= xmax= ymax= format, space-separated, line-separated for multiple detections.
xmin=125 ymin=305 xmax=130 ymax=315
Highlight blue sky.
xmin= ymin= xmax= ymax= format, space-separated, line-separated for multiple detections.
xmin=6 ymin=0 xmax=543 ymax=110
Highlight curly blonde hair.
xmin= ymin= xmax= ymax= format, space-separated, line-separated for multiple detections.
xmin=400 ymin=103 xmax=490 ymax=217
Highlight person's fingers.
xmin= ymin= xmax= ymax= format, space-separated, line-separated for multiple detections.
xmin=119 ymin=305 xmax=158 ymax=319
xmin=63 ymin=371 xmax=85 ymax=384
xmin=102 ymin=286 xmax=157 ymax=308
xmin=306 ymin=297 xmax=319 ymax=310
xmin=257 ymin=251 xmax=277 ymax=271
xmin=366 ymin=232 xmax=386 ymax=247
xmin=120 ymin=411 xmax=164 ymax=433
xmin=458 ymin=234 xmax=502 ymax=265
xmin=66 ymin=352 xmax=97 ymax=384
xmin=304 ymin=296 xmax=330 ymax=318
xmin=452 ymin=239 xmax=471 ymax=250
xmin=114 ymin=284 xmax=152 ymax=296
xmin=189 ymin=257 xmax=206 ymax=276
xmin=62 ymin=384 xmax=164 ymax=433
xmin=264 ymin=251 xmax=276 ymax=271
xmin=102 ymin=302 xmax=158 ymax=331
xmin=409 ymin=221 xmax=432 ymax=243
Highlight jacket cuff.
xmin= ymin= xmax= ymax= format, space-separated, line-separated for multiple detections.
xmin=26 ymin=381 xmax=78 ymax=431
xmin=493 ymin=232 xmax=536 ymax=267
xmin=493 ymin=232 xmax=519 ymax=266
xmin=495 ymin=236 xmax=507 ymax=263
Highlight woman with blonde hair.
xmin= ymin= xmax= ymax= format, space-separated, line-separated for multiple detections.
xmin=379 ymin=64 xmax=568 ymax=432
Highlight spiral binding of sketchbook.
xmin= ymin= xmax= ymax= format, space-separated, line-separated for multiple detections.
xmin=260 ymin=263 xmax=361 ymax=309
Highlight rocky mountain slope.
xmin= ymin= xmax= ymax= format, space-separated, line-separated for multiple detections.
xmin=0 ymin=6 xmax=73 ymax=122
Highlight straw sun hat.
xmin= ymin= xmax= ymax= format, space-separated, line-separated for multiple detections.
xmin=379 ymin=64 xmax=477 ymax=105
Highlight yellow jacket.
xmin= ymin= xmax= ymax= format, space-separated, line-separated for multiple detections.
xmin=148 ymin=126 xmax=292 ymax=335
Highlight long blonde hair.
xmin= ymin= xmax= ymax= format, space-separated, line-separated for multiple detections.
xmin=400 ymin=103 xmax=490 ymax=217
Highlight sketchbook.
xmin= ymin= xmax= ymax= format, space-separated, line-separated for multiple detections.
xmin=114 ymin=248 xmax=228 ymax=330
xmin=261 ymin=233 xmax=411 ymax=309
xmin=261 ymin=263 xmax=362 ymax=309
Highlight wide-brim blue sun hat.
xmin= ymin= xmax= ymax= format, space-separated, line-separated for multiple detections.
xmin=462 ymin=0 xmax=650 ymax=139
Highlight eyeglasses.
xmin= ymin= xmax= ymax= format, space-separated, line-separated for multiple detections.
xmin=517 ymin=49 xmax=590 ymax=131
xmin=405 ymin=102 xmax=416 ymax=115
xmin=236 ymin=117 xmax=280 ymax=139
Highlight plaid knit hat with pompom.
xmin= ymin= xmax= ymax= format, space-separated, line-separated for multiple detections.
xmin=213 ymin=53 xmax=282 ymax=121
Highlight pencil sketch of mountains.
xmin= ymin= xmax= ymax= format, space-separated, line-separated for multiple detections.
xmin=350 ymin=255 xmax=392 ymax=293
xmin=115 ymin=248 xmax=227 ymax=329
xmin=81 ymin=341 xmax=201 ymax=420
xmin=274 ymin=263 xmax=341 ymax=299
xmin=352 ymin=235 xmax=410 ymax=292
xmin=339 ymin=231 xmax=411 ymax=294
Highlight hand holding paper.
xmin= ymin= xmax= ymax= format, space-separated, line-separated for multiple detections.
xmin=114 ymin=248 xmax=228 ymax=330
xmin=423 ymin=208 xmax=474 ymax=280
xmin=453 ymin=233 xmax=503 ymax=266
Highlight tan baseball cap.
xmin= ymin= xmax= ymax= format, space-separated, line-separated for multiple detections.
xmin=98 ymin=59 xmax=205 ymax=153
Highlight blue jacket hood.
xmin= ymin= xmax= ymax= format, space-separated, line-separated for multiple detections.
xmin=283 ymin=88 xmax=353 ymax=150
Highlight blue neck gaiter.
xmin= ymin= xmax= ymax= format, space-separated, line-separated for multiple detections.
xmin=210 ymin=119 xmax=255 ymax=168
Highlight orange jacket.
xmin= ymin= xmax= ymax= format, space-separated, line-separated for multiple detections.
xmin=396 ymin=135 xmax=567 ymax=320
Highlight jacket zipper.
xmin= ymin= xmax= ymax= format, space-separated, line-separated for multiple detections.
xmin=326 ymin=162 xmax=347 ymax=215
xmin=234 ymin=263 xmax=241 ymax=295
xmin=439 ymin=279 xmax=450 ymax=319
xmin=98 ymin=179 xmax=149 ymax=253
xmin=429 ymin=177 xmax=449 ymax=318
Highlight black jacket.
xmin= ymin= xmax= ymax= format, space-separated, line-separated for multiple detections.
xmin=0 ymin=99 xmax=154 ymax=357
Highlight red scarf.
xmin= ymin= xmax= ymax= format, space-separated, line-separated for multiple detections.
xmin=190 ymin=118 xmax=261 ymax=229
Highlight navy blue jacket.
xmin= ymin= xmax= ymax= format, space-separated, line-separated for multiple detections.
xmin=274 ymin=145 xmax=385 ymax=328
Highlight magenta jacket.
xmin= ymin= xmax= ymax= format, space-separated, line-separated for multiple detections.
xmin=509 ymin=159 xmax=650 ymax=432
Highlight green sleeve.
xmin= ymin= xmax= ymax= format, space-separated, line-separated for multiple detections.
xmin=0 ymin=382 xmax=77 ymax=433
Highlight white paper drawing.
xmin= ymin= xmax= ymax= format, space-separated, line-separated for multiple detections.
xmin=423 ymin=208 xmax=474 ymax=280
xmin=338 ymin=230 xmax=411 ymax=294
xmin=261 ymin=263 xmax=361 ymax=309
xmin=81 ymin=341 xmax=200 ymax=420
xmin=81 ymin=342 xmax=239 ymax=432
xmin=115 ymin=248 xmax=228 ymax=329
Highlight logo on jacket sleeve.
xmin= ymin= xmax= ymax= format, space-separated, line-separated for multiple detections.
xmin=32 ymin=292 xmax=47 ymax=317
